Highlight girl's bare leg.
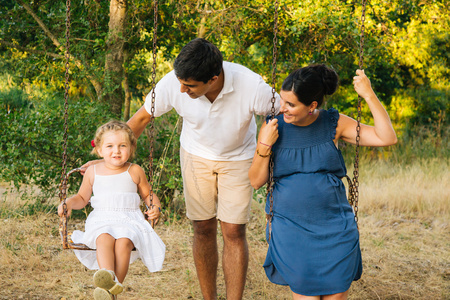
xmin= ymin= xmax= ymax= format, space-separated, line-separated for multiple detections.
xmin=113 ymin=238 xmax=134 ymax=283
xmin=96 ymin=233 xmax=116 ymax=271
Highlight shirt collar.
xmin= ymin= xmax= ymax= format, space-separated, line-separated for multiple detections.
xmin=215 ymin=62 xmax=234 ymax=100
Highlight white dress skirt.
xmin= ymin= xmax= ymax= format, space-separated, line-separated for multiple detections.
xmin=71 ymin=165 xmax=165 ymax=272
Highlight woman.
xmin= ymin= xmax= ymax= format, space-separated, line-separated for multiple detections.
xmin=249 ymin=64 xmax=397 ymax=300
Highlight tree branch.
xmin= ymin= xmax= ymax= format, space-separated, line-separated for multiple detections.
xmin=15 ymin=0 xmax=65 ymax=53
xmin=13 ymin=0 xmax=103 ymax=99
xmin=0 ymin=39 xmax=63 ymax=59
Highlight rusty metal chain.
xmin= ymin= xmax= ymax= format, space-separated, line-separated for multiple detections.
xmin=270 ymin=0 xmax=278 ymax=121
xmin=267 ymin=0 xmax=279 ymax=242
xmin=59 ymin=0 xmax=71 ymax=249
xmin=147 ymin=0 xmax=159 ymax=226
xmin=352 ymin=0 xmax=367 ymax=226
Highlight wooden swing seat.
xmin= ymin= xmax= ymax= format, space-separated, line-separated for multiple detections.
xmin=59 ymin=168 xmax=140 ymax=251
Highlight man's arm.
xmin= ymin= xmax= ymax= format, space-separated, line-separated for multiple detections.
xmin=253 ymin=78 xmax=281 ymax=116
xmin=127 ymin=106 xmax=153 ymax=138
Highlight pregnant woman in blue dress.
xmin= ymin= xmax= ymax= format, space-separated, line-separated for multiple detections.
xmin=249 ymin=64 xmax=397 ymax=299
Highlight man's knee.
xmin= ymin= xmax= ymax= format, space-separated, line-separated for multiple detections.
xmin=221 ymin=222 xmax=246 ymax=242
xmin=193 ymin=218 xmax=218 ymax=238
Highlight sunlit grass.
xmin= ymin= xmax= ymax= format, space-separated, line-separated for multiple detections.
xmin=0 ymin=157 xmax=448 ymax=299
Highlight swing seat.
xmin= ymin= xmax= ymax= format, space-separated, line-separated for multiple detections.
xmin=59 ymin=168 xmax=142 ymax=251
xmin=58 ymin=0 xmax=159 ymax=251
xmin=59 ymin=227 xmax=138 ymax=251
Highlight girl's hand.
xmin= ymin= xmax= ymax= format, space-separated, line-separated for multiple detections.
xmin=353 ymin=69 xmax=376 ymax=100
xmin=58 ymin=202 xmax=72 ymax=217
xmin=258 ymin=118 xmax=279 ymax=147
xmin=145 ymin=205 xmax=161 ymax=226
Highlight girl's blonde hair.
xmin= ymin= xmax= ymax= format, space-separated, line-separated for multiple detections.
xmin=91 ymin=120 xmax=137 ymax=159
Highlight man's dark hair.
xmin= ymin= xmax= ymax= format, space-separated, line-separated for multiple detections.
xmin=173 ymin=38 xmax=223 ymax=83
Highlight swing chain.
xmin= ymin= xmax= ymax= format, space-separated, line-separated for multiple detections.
xmin=59 ymin=0 xmax=71 ymax=249
xmin=267 ymin=0 xmax=279 ymax=242
xmin=147 ymin=0 xmax=159 ymax=221
xmin=352 ymin=0 xmax=367 ymax=225
xmin=270 ymin=0 xmax=279 ymax=120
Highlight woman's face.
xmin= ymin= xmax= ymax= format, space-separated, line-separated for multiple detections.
xmin=280 ymin=90 xmax=313 ymax=126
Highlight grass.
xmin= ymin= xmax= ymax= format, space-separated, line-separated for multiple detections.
xmin=0 ymin=158 xmax=449 ymax=299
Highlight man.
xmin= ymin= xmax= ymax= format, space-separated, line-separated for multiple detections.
xmin=128 ymin=38 xmax=280 ymax=300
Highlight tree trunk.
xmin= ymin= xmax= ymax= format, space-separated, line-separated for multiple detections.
xmin=103 ymin=0 xmax=127 ymax=117
xmin=122 ymin=65 xmax=131 ymax=121
xmin=197 ymin=2 xmax=209 ymax=38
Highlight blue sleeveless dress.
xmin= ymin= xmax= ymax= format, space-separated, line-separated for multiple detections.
xmin=264 ymin=108 xmax=362 ymax=296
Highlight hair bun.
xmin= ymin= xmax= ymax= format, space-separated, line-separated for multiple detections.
xmin=281 ymin=64 xmax=340 ymax=108
xmin=315 ymin=64 xmax=339 ymax=95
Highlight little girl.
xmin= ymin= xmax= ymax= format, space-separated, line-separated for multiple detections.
xmin=58 ymin=120 xmax=165 ymax=300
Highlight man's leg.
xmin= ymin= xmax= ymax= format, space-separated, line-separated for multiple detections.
xmin=193 ymin=218 xmax=219 ymax=300
xmin=180 ymin=148 xmax=219 ymax=298
xmin=215 ymin=157 xmax=253 ymax=300
xmin=221 ymin=222 xmax=248 ymax=300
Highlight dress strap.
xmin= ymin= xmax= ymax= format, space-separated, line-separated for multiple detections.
xmin=127 ymin=163 xmax=133 ymax=171
xmin=93 ymin=164 xmax=96 ymax=175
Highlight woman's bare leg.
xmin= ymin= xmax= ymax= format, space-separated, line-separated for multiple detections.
xmin=292 ymin=292 xmax=320 ymax=300
xmin=292 ymin=290 xmax=348 ymax=300
xmin=322 ymin=291 xmax=349 ymax=300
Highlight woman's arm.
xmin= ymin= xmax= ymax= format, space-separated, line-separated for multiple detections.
xmin=58 ymin=166 xmax=94 ymax=217
xmin=248 ymin=119 xmax=279 ymax=190
xmin=337 ymin=69 xmax=397 ymax=147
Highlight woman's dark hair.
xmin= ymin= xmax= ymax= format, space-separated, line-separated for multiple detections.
xmin=281 ymin=64 xmax=339 ymax=107
xmin=173 ymin=38 xmax=223 ymax=83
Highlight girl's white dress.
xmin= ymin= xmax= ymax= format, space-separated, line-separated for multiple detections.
xmin=71 ymin=164 xmax=165 ymax=272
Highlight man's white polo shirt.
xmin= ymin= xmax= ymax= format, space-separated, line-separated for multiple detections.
xmin=144 ymin=61 xmax=280 ymax=161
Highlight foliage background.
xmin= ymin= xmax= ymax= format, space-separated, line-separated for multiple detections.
xmin=0 ymin=0 xmax=449 ymax=210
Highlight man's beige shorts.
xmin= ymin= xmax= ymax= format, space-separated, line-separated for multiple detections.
xmin=180 ymin=147 xmax=253 ymax=224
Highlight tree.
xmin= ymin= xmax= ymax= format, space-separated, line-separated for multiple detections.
xmin=1 ymin=0 xmax=448 ymax=196
xmin=103 ymin=0 xmax=127 ymax=115
xmin=0 ymin=0 xmax=136 ymax=116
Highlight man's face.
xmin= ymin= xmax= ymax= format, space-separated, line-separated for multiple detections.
xmin=178 ymin=77 xmax=216 ymax=99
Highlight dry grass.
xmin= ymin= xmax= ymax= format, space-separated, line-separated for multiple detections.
xmin=1 ymin=158 xmax=449 ymax=299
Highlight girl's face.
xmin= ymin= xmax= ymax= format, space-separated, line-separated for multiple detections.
xmin=97 ymin=131 xmax=131 ymax=169
xmin=280 ymin=90 xmax=316 ymax=126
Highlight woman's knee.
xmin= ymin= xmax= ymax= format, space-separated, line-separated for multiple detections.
xmin=322 ymin=290 xmax=349 ymax=300
xmin=292 ymin=292 xmax=319 ymax=300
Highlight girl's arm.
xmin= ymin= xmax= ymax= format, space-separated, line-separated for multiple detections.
xmin=143 ymin=192 xmax=161 ymax=224
xmin=336 ymin=69 xmax=397 ymax=147
xmin=132 ymin=164 xmax=161 ymax=223
xmin=248 ymin=119 xmax=279 ymax=190
xmin=57 ymin=166 xmax=94 ymax=217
